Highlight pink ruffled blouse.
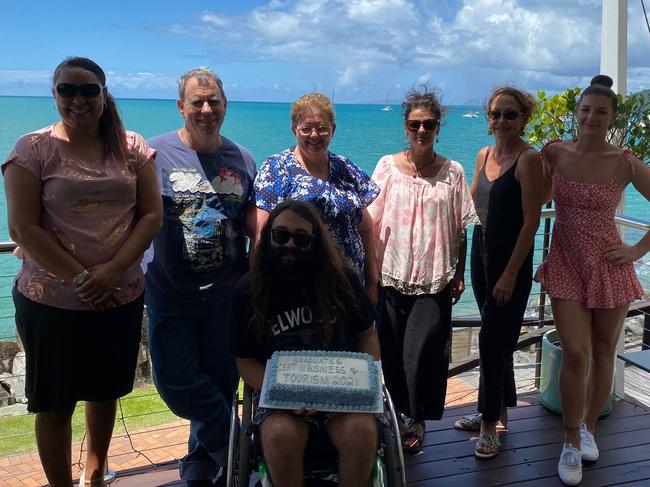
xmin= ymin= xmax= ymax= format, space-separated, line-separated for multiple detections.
xmin=368 ymin=154 xmax=478 ymax=295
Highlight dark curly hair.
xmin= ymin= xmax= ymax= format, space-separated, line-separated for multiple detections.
xmin=578 ymin=74 xmax=617 ymax=112
xmin=402 ymin=85 xmax=446 ymax=123
xmin=249 ymin=200 xmax=356 ymax=346
xmin=53 ymin=57 xmax=127 ymax=162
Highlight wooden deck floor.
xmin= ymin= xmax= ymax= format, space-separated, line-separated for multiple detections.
xmin=107 ymin=393 xmax=650 ymax=487
xmin=408 ymin=393 xmax=650 ymax=486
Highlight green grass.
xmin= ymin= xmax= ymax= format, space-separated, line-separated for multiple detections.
xmin=0 ymin=385 xmax=179 ymax=457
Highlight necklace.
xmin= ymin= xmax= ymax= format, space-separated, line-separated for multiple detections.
xmin=406 ymin=150 xmax=437 ymax=178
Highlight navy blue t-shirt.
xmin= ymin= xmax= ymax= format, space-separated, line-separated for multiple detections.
xmin=144 ymin=131 xmax=256 ymax=304
xmin=231 ymin=269 xmax=376 ymax=360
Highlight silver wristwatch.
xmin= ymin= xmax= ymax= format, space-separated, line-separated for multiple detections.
xmin=73 ymin=269 xmax=91 ymax=288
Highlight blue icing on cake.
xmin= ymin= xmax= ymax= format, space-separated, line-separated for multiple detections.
xmin=263 ymin=350 xmax=381 ymax=412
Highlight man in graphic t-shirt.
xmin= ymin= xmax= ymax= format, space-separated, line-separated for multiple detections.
xmin=144 ymin=67 xmax=256 ymax=487
xmin=231 ymin=200 xmax=380 ymax=487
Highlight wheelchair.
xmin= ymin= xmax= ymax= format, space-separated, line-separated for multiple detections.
xmin=226 ymin=383 xmax=407 ymax=486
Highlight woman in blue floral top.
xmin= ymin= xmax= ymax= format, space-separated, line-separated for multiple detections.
xmin=252 ymin=93 xmax=380 ymax=302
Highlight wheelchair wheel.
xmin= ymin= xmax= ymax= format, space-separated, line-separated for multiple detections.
xmin=381 ymin=385 xmax=407 ymax=486
xmin=238 ymin=384 xmax=254 ymax=487
xmin=227 ymin=385 xmax=255 ymax=487
xmin=381 ymin=425 xmax=405 ymax=486
xmin=227 ymin=390 xmax=241 ymax=487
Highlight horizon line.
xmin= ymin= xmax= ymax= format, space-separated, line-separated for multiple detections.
xmin=0 ymin=94 xmax=484 ymax=107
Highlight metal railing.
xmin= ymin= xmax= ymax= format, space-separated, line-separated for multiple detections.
xmin=448 ymin=208 xmax=650 ymax=385
xmin=0 ymin=211 xmax=649 ymax=483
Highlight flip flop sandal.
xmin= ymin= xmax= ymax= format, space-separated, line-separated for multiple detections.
xmin=454 ymin=412 xmax=482 ymax=431
xmin=474 ymin=433 xmax=500 ymax=459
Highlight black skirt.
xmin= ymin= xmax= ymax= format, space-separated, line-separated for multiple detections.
xmin=13 ymin=288 xmax=144 ymax=413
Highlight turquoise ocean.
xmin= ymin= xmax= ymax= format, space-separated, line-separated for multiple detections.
xmin=0 ymin=96 xmax=648 ymax=341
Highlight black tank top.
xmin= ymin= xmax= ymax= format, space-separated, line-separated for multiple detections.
xmin=474 ymin=146 xmax=531 ymax=246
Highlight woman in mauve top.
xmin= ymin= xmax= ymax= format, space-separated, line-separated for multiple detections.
xmin=3 ymin=57 xmax=162 ymax=486
xmin=368 ymin=87 xmax=478 ymax=454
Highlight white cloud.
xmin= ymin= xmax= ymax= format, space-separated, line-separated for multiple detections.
xmin=337 ymin=62 xmax=373 ymax=87
xmin=417 ymin=72 xmax=431 ymax=85
xmin=154 ymin=1 xmax=650 ymax=101
xmin=0 ymin=69 xmax=51 ymax=82
xmin=346 ymin=0 xmax=417 ymax=24
xmin=200 ymin=12 xmax=229 ymax=28
xmin=107 ymin=72 xmax=177 ymax=94
xmin=0 ymin=69 xmax=53 ymax=96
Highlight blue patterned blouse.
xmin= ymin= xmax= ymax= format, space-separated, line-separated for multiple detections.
xmin=254 ymin=147 xmax=380 ymax=276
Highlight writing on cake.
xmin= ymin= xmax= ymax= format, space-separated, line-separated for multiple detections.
xmin=261 ymin=350 xmax=382 ymax=412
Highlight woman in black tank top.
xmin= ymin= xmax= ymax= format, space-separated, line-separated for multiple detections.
xmin=458 ymin=87 xmax=544 ymax=459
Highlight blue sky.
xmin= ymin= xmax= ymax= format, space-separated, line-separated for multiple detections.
xmin=1 ymin=0 xmax=649 ymax=104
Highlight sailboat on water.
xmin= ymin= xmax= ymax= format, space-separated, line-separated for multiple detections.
xmin=381 ymin=92 xmax=393 ymax=112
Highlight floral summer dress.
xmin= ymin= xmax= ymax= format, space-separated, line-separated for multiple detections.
xmin=534 ymin=147 xmax=643 ymax=309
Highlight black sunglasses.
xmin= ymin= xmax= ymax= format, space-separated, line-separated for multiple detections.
xmin=55 ymin=83 xmax=103 ymax=98
xmin=406 ymin=119 xmax=438 ymax=132
xmin=487 ymin=110 xmax=522 ymax=121
xmin=271 ymin=228 xmax=314 ymax=249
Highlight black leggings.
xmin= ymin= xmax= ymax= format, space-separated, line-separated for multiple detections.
xmin=471 ymin=226 xmax=533 ymax=422
xmin=377 ymin=285 xmax=452 ymax=420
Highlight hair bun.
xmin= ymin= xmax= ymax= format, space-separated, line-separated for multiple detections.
xmin=590 ymin=74 xmax=613 ymax=88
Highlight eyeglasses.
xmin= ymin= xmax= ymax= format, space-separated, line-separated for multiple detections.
xmin=406 ymin=119 xmax=438 ymax=132
xmin=487 ymin=110 xmax=522 ymax=121
xmin=296 ymin=125 xmax=331 ymax=136
xmin=187 ymin=98 xmax=223 ymax=110
xmin=271 ymin=228 xmax=314 ymax=249
xmin=55 ymin=83 xmax=103 ymax=98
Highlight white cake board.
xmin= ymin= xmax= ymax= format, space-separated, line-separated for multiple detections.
xmin=259 ymin=360 xmax=383 ymax=413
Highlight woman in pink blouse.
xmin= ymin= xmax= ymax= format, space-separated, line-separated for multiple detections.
xmin=368 ymin=87 xmax=478 ymax=454
xmin=3 ymin=57 xmax=162 ymax=486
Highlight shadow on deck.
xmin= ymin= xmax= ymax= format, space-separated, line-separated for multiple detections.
xmin=105 ymin=393 xmax=650 ymax=487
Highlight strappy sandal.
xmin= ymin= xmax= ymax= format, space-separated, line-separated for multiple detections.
xmin=401 ymin=420 xmax=425 ymax=454
xmin=474 ymin=433 xmax=500 ymax=459
xmin=454 ymin=412 xmax=482 ymax=431
xmin=79 ymin=465 xmax=116 ymax=485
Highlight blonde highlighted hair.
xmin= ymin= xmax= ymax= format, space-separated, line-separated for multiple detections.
xmin=291 ymin=93 xmax=335 ymax=128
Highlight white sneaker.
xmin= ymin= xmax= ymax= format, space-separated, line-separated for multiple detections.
xmin=558 ymin=444 xmax=582 ymax=485
xmin=580 ymin=423 xmax=599 ymax=462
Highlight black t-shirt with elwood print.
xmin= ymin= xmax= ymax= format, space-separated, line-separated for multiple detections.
xmin=230 ymin=268 xmax=376 ymax=361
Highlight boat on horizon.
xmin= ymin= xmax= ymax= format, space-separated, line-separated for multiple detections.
xmin=462 ymin=110 xmax=479 ymax=118
xmin=381 ymin=92 xmax=393 ymax=111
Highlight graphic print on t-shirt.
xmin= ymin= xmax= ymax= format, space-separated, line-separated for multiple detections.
xmin=211 ymin=167 xmax=245 ymax=214
xmin=270 ymin=305 xmax=323 ymax=350
xmin=271 ymin=305 xmax=313 ymax=336
xmin=170 ymin=166 xmax=244 ymax=272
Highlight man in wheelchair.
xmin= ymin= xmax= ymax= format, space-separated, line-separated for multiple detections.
xmin=231 ymin=200 xmax=381 ymax=487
